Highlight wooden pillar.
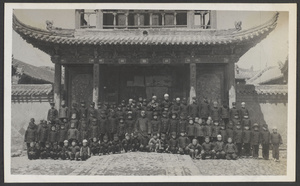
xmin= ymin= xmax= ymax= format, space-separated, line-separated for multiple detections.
xmin=93 ymin=64 xmax=100 ymax=104
xmin=189 ymin=63 xmax=197 ymax=104
xmin=174 ymin=12 xmax=177 ymax=26
xmin=187 ymin=10 xmax=194 ymax=29
xmin=75 ymin=9 xmax=81 ymax=29
xmin=161 ymin=13 xmax=165 ymax=26
xmin=149 ymin=13 xmax=153 ymax=27
xmin=210 ymin=10 xmax=217 ymax=29
xmin=227 ymin=62 xmax=236 ymax=108
xmin=125 ymin=12 xmax=129 ymax=29
xmin=95 ymin=9 xmax=103 ymax=29
xmin=54 ymin=63 xmax=62 ymax=109
xmin=113 ymin=13 xmax=117 ymax=28
xmin=137 ymin=13 xmax=140 ymax=27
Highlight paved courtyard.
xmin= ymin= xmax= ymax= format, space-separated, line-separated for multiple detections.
xmin=11 ymin=151 xmax=287 ymax=176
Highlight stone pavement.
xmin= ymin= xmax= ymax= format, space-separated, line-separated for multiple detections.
xmin=11 ymin=151 xmax=287 ymax=176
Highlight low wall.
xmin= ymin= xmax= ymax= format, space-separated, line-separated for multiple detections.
xmin=11 ymin=101 xmax=51 ymax=153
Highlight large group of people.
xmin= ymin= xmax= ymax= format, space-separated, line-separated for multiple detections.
xmin=24 ymin=94 xmax=283 ymax=162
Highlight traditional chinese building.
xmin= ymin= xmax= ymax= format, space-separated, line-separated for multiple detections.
xmin=13 ymin=10 xmax=279 ymax=109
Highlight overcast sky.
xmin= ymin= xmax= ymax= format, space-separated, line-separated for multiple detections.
xmin=12 ymin=10 xmax=288 ymax=71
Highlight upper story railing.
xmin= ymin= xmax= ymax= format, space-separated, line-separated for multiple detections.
xmin=75 ymin=9 xmax=217 ymax=30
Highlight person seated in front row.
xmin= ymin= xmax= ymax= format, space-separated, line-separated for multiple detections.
xmin=201 ymin=136 xmax=215 ymax=160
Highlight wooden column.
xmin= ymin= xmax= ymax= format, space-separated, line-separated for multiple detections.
xmin=161 ymin=13 xmax=165 ymax=26
xmin=75 ymin=9 xmax=81 ymax=29
xmin=54 ymin=63 xmax=62 ymax=109
xmin=187 ymin=10 xmax=194 ymax=29
xmin=174 ymin=12 xmax=177 ymax=26
xmin=210 ymin=10 xmax=217 ymax=29
xmin=113 ymin=13 xmax=117 ymax=29
xmin=149 ymin=13 xmax=153 ymax=27
xmin=137 ymin=13 xmax=140 ymax=27
xmin=95 ymin=9 xmax=103 ymax=29
xmin=93 ymin=64 xmax=100 ymax=104
xmin=189 ymin=63 xmax=197 ymax=104
xmin=125 ymin=12 xmax=129 ymax=29
xmin=227 ymin=62 xmax=236 ymax=108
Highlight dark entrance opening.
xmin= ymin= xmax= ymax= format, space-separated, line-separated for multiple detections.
xmin=100 ymin=64 xmax=189 ymax=104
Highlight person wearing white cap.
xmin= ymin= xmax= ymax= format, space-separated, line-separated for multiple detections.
xmin=161 ymin=93 xmax=172 ymax=109
xmin=239 ymin=102 xmax=249 ymax=120
xmin=80 ymin=139 xmax=91 ymax=161
xmin=60 ymin=140 xmax=70 ymax=160
xmin=170 ymin=97 xmax=181 ymax=115
xmin=270 ymin=126 xmax=282 ymax=162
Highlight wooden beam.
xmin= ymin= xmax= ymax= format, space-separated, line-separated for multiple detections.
xmin=93 ymin=64 xmax=100 ymax=104
xmin=54 ymin=63 xmax=62 ymax=110
xmin=189 ymin=63 xmax=196 ymax=104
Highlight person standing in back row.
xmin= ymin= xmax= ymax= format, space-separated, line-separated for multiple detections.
xmin=270 ymin=127 xmax=282 ymax=162
xmin=199 ymin=97 xmax=210 ymax=122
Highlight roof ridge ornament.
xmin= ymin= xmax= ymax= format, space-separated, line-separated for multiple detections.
xmin=235 ymin=21 xmax=242 ymax=31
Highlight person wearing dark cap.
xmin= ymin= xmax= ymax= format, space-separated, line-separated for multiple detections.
xmin=58 ymin=124 xmax=68 ymax=147
xmin=88 ymin=118 xmax=99 ymax=140
xmin=40 ymin=142 xmax=51 ymax=159
xmin=37 ymin=120 xmax=49 ymax=148
xmin=158 ymin=133 xmax=169 ymax=153
xmin=111 ymin=134 xmax=122 ymax=154
xmin=95 ymin=102 xmax=102 ymax=120
xmin=188 ymin=97 xmax=199 ymax=118
xmin=24 ymin=118 xmax=37 ymax=150
xmin=99 ymin=135 xmax=112 ymax=155
xmin=50 ymin=142 xmax=61 ymax=160
xmin=226 ymin=121 xmax=235 ymax=142
xmin=78 ymin=113 xmax=89 ymax=143
xmin=251 ymin=123 xmax=261 ymax=159
xmin=242 ymin=125 xmax=252 ymax=158
xmin=68 ymin=122 xmax=79 ymax=144
xmin=180 ymin=98 xmax=189 ymax=117
xmin=219 ymin=122 xmax=228 ymax=143
xmin=210 ymin=101 xmax=221 ymax=123
xmin=233 ymin=123 xmax=243 ymax=158
xmin=150 ymin=112 xmax=161 ymax=136
xmin=220 ymin=101 xmax=230 ymax=127
xmin=199 ymin=97 xmax=210 ymax=122
xmin=186 ymin=117 xmax=195 ymax=142
xmin=125 ymin=112 xmax=135 ymax=135
xmin=87 ymin=102 xmax=96 ymax=121
xmin=187 ymin=138 xmax=202 ymax=159
xmin=79 ymin=101 xmax=88 ymax=119
xmin=47 ymin=102 xmax=58 ymax=124
xmin=59 ymin=140 xmax=70 ymax=160
xmin=241 ymin=112 xmax=252 ymax=129
xmin=98 ymin=110 xmax=107 ymax=141
xmin=122 ymin=133 xmax=132 ymax=152
xmin=260 ymin=124 xmax=271 ymax=160
xmin=160 ymin=111 xmax=170 ymax=137
xmin=225 ymin=137 xmax=238 ymax=160
xmin=167 ymin=132 xmax=178 ymax=154
xmin=48 ymin=125 xmax=58 ymax=145
xmin=59 ymin=100 xmax=69 ymax=120
xmin=169 ymin=113 xmax=178 ymax=138
xmin=201 ymin=136 xmax=215 ymax=159
xmin=177 ymin=132 xmax=190 ymax=155
xmin=131 ymin=132 xmax=140 ymax=152
xmin=229 ymin=102 xmax=239 ymax=121
xmin=69 ymin=102 xmax=79 ymax=120
xmin=90 ymin=137 xmax=100 ymax=156
xmin=68 ymin=140 xmax=80 ymax=161
xmin=270 ymin=126 xmax=282 ymax=162
xmin=135 ymin=110 xmax=150 ymax=143
xmin=118 ymin=116 xmax=126 ymax=141
xmin=107 ymin=110 xmax=118 ymax=141
xmin=177 ymin=113 xmax=187 ymax=135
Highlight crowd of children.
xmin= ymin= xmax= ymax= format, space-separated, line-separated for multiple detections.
xmin=24 ymin=94 xmax=283 ymax=162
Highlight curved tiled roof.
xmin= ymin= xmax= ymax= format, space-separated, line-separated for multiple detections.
xmin=247 ymin=66 xmax=283 ymax=85
xmin=12 ymin=84 xmax=53 ymax=96
xmin=236 ymin=84 xmax=287 ymax=95
xmin=13 ymin=12 xmax=279 ymax=46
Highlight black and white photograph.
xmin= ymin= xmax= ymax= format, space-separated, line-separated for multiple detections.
xmin=4 ymin=3 xmax=296 ymax=182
